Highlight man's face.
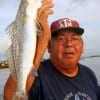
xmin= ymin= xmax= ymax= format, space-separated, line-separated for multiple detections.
xmin=48 ymin=30 xmax=83 ymax=68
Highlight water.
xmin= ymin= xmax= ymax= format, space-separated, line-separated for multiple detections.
xmin=0 ymin=69 xmax=10 ymax=100
xmin=80 ymin=57 xmax=100 ymax=85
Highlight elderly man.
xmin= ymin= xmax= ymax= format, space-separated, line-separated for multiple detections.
xmin=28 ymin=17 xmax=99 ymax=100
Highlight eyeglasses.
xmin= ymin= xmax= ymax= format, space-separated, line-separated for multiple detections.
xmin=53 ymin=36 xmax=82 ymax=45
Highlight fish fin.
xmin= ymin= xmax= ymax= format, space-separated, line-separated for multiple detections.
xmin=5 ymin=22 xmax=16 ymax=48
xmin=12 ymin=91 xmax=28 ymax=100
xmin=35 ymin=20 xmax=42 ymax=36
xmin=6 ymin=34 xmax=12 ymax=48
xmin=6 ymin=45 xmax=17 ymax=81
xmin=6 ymin=21 xmax=18 ymax=81
xmin=6 ymin=21 xmax=17 ymax=40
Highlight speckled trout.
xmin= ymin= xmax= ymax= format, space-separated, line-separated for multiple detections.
xmin=6 ymin=0 xmax=41 ymax=99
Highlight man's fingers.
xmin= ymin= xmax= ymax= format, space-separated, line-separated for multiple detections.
xmin=38 ymin=0 xmax=54 ymax=18
xmin=40 ymin=9 xmax=54 ymax=20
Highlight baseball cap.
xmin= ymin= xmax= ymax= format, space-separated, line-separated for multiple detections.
xmin=51 ymin=18 xmax=84 ymax=37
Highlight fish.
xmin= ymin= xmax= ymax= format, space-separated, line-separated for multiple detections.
xmin=6 ymin=0 xmax=42 ymax=99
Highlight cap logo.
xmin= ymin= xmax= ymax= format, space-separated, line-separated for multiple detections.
xmin=58 ymin=19 xmax=72 ymax=28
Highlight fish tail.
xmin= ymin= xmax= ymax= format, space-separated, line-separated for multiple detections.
xmin=12 ymin=91 xmax=28 ymax=100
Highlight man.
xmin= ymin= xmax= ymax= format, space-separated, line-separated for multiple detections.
xmin=4 ymin=0 xmax=99 ymax=100
xmin=28 ymin=17 xmax=99 ymax=100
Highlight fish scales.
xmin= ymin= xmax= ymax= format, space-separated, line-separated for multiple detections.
xmin=6 ymin=0 xmax=42 ymax=99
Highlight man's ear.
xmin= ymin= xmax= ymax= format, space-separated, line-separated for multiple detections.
xmin=47 ymin=40 xmax=51 ymax=53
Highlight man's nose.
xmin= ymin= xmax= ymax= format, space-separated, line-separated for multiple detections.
xmin=64 ymin=39 xmax=73 ymax=47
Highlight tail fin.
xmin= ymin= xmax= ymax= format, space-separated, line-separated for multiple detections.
xmin=12 ymin=91 xmax=28 ymax=100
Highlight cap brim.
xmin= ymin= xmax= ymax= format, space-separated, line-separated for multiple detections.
xmin=51 ymin=27 xmax=84 ymax=37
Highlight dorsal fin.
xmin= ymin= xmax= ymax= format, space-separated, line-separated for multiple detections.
xmin=6 ymin=21 xmax=17 ymax=40
xmin=6 ymin=21 xmax=18 ymax=81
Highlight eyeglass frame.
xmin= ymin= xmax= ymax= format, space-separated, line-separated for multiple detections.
xmin=51 ymin=34 xmax=82 ymax=45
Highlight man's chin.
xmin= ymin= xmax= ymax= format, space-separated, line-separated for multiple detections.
xmin=62 ymin=59 xmax=76 ymax=67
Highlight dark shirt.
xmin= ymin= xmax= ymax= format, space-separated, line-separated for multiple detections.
xmin=28 ymin=59 xmax=99 ymax=100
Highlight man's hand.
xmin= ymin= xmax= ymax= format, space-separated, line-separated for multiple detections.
xmin=34 ymin=0 xmax=54 ymax=68
xmin=37 ymin=0 xmax=54 ymax=34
